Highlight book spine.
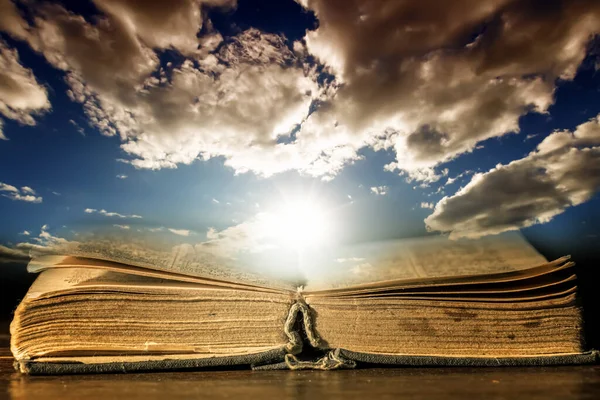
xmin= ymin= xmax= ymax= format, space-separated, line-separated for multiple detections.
xmin=278 ymin=298 xmax=357 ymax=370
xmin=284 ymin=298 xmax=321 ymax=353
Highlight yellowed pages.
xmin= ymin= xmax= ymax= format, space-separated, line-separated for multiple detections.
xmin=302 ymin=232 xmax=548 ymax=292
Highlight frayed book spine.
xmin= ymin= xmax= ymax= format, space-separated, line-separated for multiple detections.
xmin=284 ymin=298 xmax=321 ymax=354
xmin=255 ymin=299 xmax=356 ymax=371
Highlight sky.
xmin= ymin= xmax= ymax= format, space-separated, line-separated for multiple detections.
xmin=1 ymin=0 xmax=600 ymax=272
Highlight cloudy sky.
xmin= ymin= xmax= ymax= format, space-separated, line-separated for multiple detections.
xmin=1 ymin=0 xmax=600 ymax=268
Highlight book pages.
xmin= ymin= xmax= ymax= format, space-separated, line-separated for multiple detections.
xmin=28 ymin=238 xmax=298 ymax=292
xmin=302 ymin=232 xmax=548 ymax=291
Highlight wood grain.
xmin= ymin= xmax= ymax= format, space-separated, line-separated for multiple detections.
xmin=1 ymin=355 xmax=600 ymax=400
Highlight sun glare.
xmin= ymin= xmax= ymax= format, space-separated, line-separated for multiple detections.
xmin=261 ymin=199 xmax=333 ymax=250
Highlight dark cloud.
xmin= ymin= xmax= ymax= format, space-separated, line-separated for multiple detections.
xmin=405 ymin=125 xmax=450 ymax=161
xmin=30 ymin=3 xmax=160 ymax=107
xmin=298 ymin=0 xmax=600 ymax=180
xmin=0 ymin=0 xmax=29 ymax=40
xmin=92 ymin=0 xmax=236 ymax=55
xmin=0 ymin=244 xmax=30 ymax=264
xmin=425 ymin=115 xmax=600 ymax=238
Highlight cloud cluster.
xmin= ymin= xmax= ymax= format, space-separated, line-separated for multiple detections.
xmin=199 ymin=214 xmax=277 ymax=257
xmin=0 ymin=224 xmax=74 ymax=263
xmin=168 ymin=228 xmax=191 ymax=237
xmin=299 ymin=0 xmax=600 ymax=181
xmin=2 ymin=1 xmax=344 ymax=177
xmin=84 ymin=208 xmax=142 ymax=219
xmin=91 ymin=0 xmax=236 ymax=56
xmin=0 ymin=40 xmax=50 ymax=140
xmin=2 ymin=0 xmax=599 ymax=182
xmin=113 ymin=224 xmax=130 ymax=230
xmin=425 ymin=114 xmax=600 ymax=238
xmin=370 ymin=186 xmax=388 ymax=196
xmin=0 ymin=181 xmax=42 ymax=203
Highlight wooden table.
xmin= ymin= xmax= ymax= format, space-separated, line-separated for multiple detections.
xmin=2 ymin=334 xmax=599 ymax=400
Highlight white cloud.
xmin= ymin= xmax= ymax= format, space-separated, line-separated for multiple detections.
xmin=0 ymin=224 xmax=77 ymax=263
xmin=212 ymin=198 xmax=220 ymax=204
xmin=68 ymin=119 xmax=85 ymax=135
xmin=84 ymin=208 xmax=142 ymax=219
xmin=168 ymin=228 xmax=191 ymax=236
xmin=445 ymin=177 xmax=457 ymax=186
xmin=113 ymin=224 xmax=130 ymax=230
xmin=18 ymin=3 xmax=338 ymax=178
xmin=206 ymin=227 xmax=219 ymax=240
xmin=420 ymin=202 xmax=434 ymax=209
xmin=21 ymin=186 xmax=36 ymax=195
xmin=445 ymin=170 xmax=473 ymax=186
xmin=426 ymin=114 xmax=600 ymax=239
xmin=0 ymin=181 xmax=43 ymax=203
xmin=116 ymin=174 xmax=128 ymax=179
xmin=0 ymin=182 xmax=17 ymax=193
xmin=198 ymin=214 xmax=280 ymax=258
xmin=0 ymin=40 xmax=50 ymax=139
xmin=336 ymin=257 xmax=365 ymax=263
xmin=370 ymin=186 xmax=388 ymax=196
xmin=19 ymin=230 xmax=30 ymax=236
xmin=112 ymin=45 xmax=326 ymax=177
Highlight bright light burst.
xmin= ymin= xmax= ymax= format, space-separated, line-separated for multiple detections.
xmin=259 ymin=198 xmax=333 ymax=250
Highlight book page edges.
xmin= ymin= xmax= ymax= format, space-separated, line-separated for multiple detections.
xmin=13 ymin=298 xmax=310 ymax=374
xmin=13 ymin=295 xmax=599 ymax=373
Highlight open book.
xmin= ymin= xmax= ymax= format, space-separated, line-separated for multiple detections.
xmin=10 ymin=233 xmax=598 ymax=374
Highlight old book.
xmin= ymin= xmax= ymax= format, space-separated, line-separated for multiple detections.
xmin=10 ymin=233 xmax=598 ymax=374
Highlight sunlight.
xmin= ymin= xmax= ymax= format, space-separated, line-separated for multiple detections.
xmin=260 ymin=199 xmax=333 ymax=250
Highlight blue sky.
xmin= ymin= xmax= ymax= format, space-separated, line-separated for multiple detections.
xmin=1 ymin=0 xmax=600 ymax=265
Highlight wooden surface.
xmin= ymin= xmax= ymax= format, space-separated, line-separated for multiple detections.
xmin=1 ymin=336 xmax=600 ymax=400
xmin=2 ymin=359 xmax=600 ymax=400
